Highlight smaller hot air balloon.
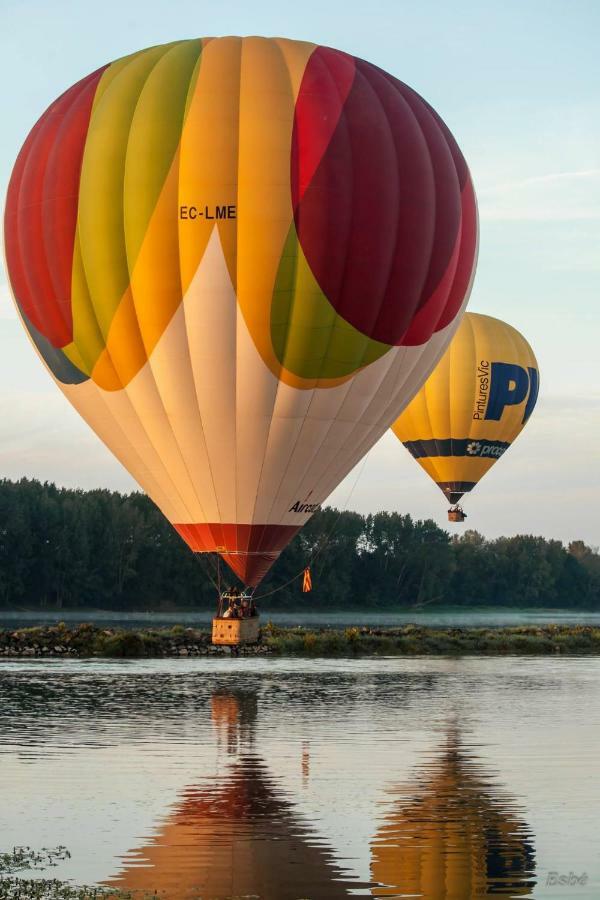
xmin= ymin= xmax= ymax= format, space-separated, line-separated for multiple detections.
xmin=391 ymin=313 xmax=539 ymax=522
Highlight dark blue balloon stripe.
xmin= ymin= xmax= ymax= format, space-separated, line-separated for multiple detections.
xmin=403 ymin=438 xmax=511 ymax=460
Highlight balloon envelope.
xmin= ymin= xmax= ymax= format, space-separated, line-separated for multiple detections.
xmin=391 ymin=313 xmax=539 ymax=507
xmin=5 ymin=37 xmax=477 ymax=584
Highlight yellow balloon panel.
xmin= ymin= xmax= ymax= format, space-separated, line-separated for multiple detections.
xmin=391 ymin=313 xmax=539 ymax=505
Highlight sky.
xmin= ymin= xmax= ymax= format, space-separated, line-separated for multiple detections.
xmin=0 ymin=0 xmax=598 ymax=546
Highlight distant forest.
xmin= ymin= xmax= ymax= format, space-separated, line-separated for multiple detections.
xmin=0 ymin=478 xmax=598 ymax=610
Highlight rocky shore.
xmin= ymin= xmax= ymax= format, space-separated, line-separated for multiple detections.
xmin=0 ymin=623 xmax=269 ymax=658
xmin=1 ymin=622 xmax=600 ymax=658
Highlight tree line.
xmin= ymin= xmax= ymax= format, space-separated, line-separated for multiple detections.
xmin=0 ymin=478 xmax=598 ymax=610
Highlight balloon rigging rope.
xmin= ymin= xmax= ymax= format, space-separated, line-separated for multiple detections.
xmin=253 ymin=449 xmax=372 ymax=601
xmin=192 ymin=549 xmax=221 ymax=593
xmin=190 ymin=449 xmax=371 ymax=599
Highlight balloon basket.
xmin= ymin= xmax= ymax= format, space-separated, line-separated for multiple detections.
xmin=448 ymin=506 xmax=467 ymax=523
xmin=212 ymin=615 xmax=261 ymax=646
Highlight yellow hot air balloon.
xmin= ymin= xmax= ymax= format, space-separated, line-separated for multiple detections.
xmin=4 ymin=37 xmax=478 ymax=584
xmin=391 ymin=313 xmax=538 ymax=521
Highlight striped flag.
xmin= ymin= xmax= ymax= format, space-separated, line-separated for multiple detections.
xmin=302 ymin=567 xmax=312 ymax=593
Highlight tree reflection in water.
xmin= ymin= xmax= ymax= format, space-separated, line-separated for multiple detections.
xmin=371 ymin=726 xmax=536 ymax=898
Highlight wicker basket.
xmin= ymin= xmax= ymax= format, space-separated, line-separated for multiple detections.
xmin=212 ymin=615 xmax=261 ymax=646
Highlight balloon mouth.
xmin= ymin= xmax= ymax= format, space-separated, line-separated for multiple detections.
xmin=217 ymin=552 xmax=280 ymax=588
xmin=437 ymin=482 xmax=476 ymax=506
xmin=172 ymin=522 xmax=302 ymax=587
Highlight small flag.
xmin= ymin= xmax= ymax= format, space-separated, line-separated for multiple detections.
xmin=302 ymin=567 xmax=312 ymax=593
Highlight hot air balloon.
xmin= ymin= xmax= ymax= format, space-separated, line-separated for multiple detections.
xmin=4 ymin=36 xmax=477 ymax=589
xmin=391 ymin=313 xmax=538 ymax=522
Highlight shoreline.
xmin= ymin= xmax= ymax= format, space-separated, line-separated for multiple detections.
xmin=1 ymin=623 xmax=600 ymax=658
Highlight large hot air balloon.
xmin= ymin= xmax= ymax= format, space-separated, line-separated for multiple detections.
xmin=4 ymin=37 xmax=477 ymax=585
xmin=391 ymin=313 xmax=538 ymax=521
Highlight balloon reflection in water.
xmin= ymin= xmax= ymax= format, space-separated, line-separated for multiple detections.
xmin=371 ymin=727 xmax=536 ymax=898
xmin=107 ymin=688 xmax=357 ymax=899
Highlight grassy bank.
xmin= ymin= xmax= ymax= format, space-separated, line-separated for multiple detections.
xmin=1 ymin=622 xmax=600 ymax=658
xmin=262 ymin=623 xmax=600 ymax=655
xmin=0 ymin=847 xmax=133 ymax=899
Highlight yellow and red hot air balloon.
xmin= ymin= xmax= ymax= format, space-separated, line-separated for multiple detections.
xmin=4 ymin=36 xmax=478 ymax=585
xmin=391 ymin=313 xmax=539 ymax=520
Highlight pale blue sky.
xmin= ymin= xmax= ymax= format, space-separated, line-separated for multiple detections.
xmin=1 ymin=0 xmax=598 ymax=545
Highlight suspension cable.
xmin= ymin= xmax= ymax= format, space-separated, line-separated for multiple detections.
xmin=192 ymin=550 xmax=221 ymax=593
xmin=253 ymin=450 xmax=372 ymax=601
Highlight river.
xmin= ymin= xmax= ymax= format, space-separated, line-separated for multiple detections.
xmin=2 ymin=607 xmax=600 ymax=630
xmin=0 ymin=656 xmax=598 ymax=898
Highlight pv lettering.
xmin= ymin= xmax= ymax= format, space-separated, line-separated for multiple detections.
xmin=474 ymin=362 xmax=539 ymax=424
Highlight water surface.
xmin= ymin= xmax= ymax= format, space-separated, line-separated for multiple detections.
xmin=3 ymin=607 xmax=600 ymax=630
xmin=0 ymin=656 xmax=598 ymax=898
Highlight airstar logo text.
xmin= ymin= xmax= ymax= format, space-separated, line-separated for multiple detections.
xmin=289 ymin=501 xmax=322 ymax=514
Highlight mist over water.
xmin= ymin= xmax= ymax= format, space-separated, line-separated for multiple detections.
xmin=3 ymin=608 xmax=600 ymax=630
xmin=0 ymin=657 xmax=598 ymax=898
